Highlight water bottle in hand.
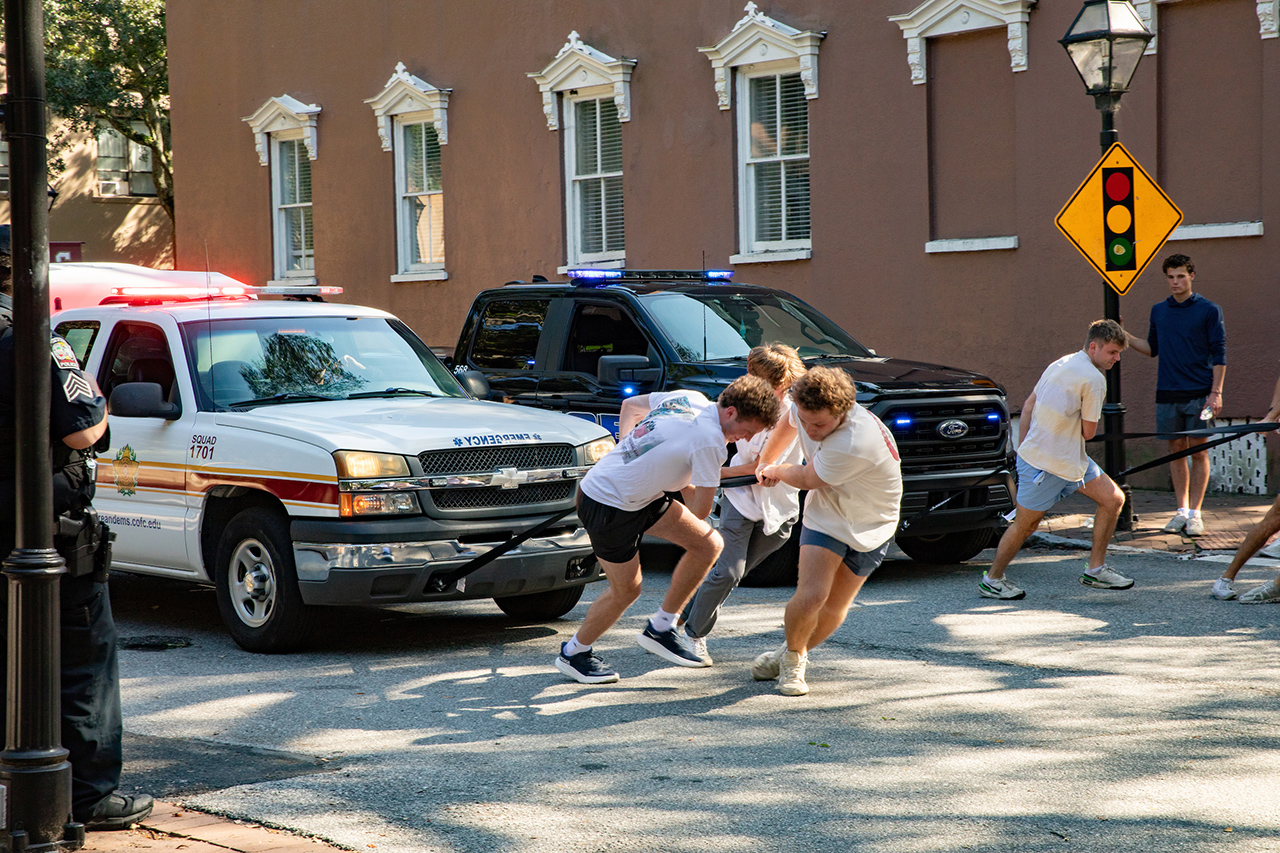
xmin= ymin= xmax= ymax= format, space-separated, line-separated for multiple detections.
xmin=1200 ymin=403 xmax=1214 ymax=421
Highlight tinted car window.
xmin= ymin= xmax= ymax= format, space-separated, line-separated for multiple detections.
xmin=54 ymin=320 xmax=100 ymax=368
xmin=562 ymin=303 xmax=653 ymax=375
xmin=470 ymin=299 xmax=549 ymax=370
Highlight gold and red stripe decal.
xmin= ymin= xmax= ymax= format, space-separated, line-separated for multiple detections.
xmin=96 ymin=459 xmax=340 ymax=506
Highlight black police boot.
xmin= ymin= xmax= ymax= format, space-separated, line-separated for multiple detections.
xmin=81 ymin=792 xmax=155 ymax=831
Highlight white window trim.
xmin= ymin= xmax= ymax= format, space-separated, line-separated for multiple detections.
xmin=563 ymin=92 xmax=626 ymax=267
xmin=528 ymin=31 xmax=636 ymax=131
xmin=366 ymin=65 xmax=451 ymax=277
xmin=269 ymin=131 xmax=314 ymax=281
xmin=888 ymin=0 xmax=1035 ymax=84
xmin=729 ymin=249 xmax=812 ymax=265
xmin=735 ymin=69 xmax=812 ymax=258
xmin=1167 ymin=221 xmax=1264 ymax=241
xmin=243 ymin=94 xmax=320 ymax=165
xmin=925 ymin=236 xmax=1019 ymax=253
xmin=1140 ymin=1 xmax=1279 ymax=54
xmin=698 ymin=3 xmax=823 ymax=110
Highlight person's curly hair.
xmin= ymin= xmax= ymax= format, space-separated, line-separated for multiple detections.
xmin=718 ymin=374 xmax=780 ymax=428
xmin=792 ymin=366 xmax=856 ymax=416
xmin=747 ymin=342 xmax=805 ymax=391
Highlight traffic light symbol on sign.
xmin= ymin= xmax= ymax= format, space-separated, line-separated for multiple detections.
xmin=1103 ymin=167 xmax=1136 ymax=271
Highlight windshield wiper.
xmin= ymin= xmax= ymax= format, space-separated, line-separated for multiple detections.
xmin=346 ymin=387 xmax=444 ymax=399
xmin=229 ymin=392 xmax=341 ymax=407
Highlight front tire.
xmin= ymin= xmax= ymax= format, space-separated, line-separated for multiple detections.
xmin=896 ymin=528 xmax=995 ymax=565
xmin=494 ymin=585 xmax=584 ymax=621
xmin=214 ymin=508 xmax=315 ymax=653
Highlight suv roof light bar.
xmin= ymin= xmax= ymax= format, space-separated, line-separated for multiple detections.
xmin=567 ymin=269 xmax=735 ymax=283
xmin=103 ymin=284 xmax=343 ymax=306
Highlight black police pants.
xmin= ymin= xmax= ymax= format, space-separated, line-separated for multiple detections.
xmin=0 ymin=573 xmax=123 ymax=819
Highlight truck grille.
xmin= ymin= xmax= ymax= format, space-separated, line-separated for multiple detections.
xmin=428 ymin=480 xmax=576 ymax=510
xmin=878 ymin=401 xmax=1008 ymax=470
xmin=902 ymin=484 xmax=1012 ymax=516
xmin=418 ymin=444 xmax=574 ymax=475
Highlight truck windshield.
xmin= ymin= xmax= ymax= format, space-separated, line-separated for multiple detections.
xmin=181 ymin=316 xmax=466 ymax=410
xmin=638 ymin=291 xmax=872 ymax=361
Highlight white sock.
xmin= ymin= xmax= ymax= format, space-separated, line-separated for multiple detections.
xmin=1177 ymin=507 xmax=1192 ymax=517
xmin=1189 ymin=509 xmax=1201 ymax=519
xmin=563 ymin=635 xmax=590 ymax=656
xmin=649 ymin=608 xmax=678 ymax=632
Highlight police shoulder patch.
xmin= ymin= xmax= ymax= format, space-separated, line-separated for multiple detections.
xmin=51 ymin=336 xmax=79 ymax=370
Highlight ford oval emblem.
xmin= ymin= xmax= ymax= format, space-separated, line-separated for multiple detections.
xmin=937 ymin=419 xmax=969 ymax=439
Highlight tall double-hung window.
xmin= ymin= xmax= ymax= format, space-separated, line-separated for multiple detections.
xmin=367 ymin=64 xmax=451 ymax=282
xmin=397 ymin=120 xmax=444 ymax=269
xmin=273 ymin=135 xmax=314 ymax=277
xmin=700 ymin=5 xmax=822 ymax=263
xmin=244 ymin=95 xmax=321 ymax=284
xmin=566 ymin=97 xmax=624 ymax=262
xmin=740 ymin=72 xmax=809 ymax=250
xmin=97 ymin=122 xmax=156 ymax=197
xmin=529 ymin=32 xmax=635 ymax=270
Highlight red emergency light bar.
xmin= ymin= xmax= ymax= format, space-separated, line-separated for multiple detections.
xmin=102 ymin=284 xmax=343 ymax=305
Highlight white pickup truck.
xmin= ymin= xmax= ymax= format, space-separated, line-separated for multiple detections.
xmin=53 ymin=286 xmax=613 ymax=652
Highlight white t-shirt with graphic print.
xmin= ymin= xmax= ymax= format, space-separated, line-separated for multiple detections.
xmin=796 ymin=402 xmax=903 ymax=552
xmin=724 ymin=392 xmax=803 ymax=536
xmin=1017 ymin=349 xmax=1105 ymax=482
xmin=580 ymin=390 xmax=728 ymax=512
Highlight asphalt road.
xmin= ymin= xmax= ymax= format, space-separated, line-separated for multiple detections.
xmin=110 ymin=544 xmax=1280 ymax=853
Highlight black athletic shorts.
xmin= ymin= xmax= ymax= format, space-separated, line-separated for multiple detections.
xmin=577 ymin=490 xmax=676 ymax=564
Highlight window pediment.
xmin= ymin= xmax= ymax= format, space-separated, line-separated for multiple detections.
xmin=888 ymin=0 xmax=1036 ymax=84
xmin=699 ymin=2 xmax=824 ymax=110
xmin=529 ymin=31 xmax=636 ymax=130
xmin=366 ymin=63 xmax=452 ymax=150
xmin=243 ymin=95 xmax=320 ymax=165
xmin=1140 ymin=1 xmax=1279 ymax=54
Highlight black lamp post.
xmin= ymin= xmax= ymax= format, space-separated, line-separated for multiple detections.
xmin=1060 ymin=0 xmax=1154 ymax=530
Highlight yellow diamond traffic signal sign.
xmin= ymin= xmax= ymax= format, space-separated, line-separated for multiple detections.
xmin=1056 ymin=142 xmax=1182 ymax=296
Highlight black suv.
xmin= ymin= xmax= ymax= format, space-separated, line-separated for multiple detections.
xmin=451 ymin=270 xmax=1014 ymax=579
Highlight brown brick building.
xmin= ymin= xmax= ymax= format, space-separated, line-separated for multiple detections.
xmin=166 ymin=0 xmax=1280 ymax=482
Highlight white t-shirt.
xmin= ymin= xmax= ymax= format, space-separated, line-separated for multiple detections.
xmin=580 ymin=390 xmax=728 ymax=511
xmin=724 ymin=395 xmax=803 ymax=535
xmin=795 ymin=402 xmax=903 ymax=552
xmin=1017 ymin=350 xmax=1105 ymax=482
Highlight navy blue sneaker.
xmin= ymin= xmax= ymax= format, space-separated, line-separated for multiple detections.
xmin=635 ymin=621 xmax=708 ymax=667
xmin=555 ymin=643 xmax=620 ymax=684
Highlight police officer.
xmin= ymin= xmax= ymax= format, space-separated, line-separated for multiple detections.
xmin=0 ymin=225 xmax=153 ymax=830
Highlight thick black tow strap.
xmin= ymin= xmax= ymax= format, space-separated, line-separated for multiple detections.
xmin=424 ymin=505 xmax=580 ymax=593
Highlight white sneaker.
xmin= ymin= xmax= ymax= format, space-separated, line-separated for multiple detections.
xmin=1211 ymin=577 xmax=1239 ymax=601
xmin=778 ymin=650 xmax=809 ymax=696
xmin=1260 ymin=538 xmax=1280 ymax=559
xmin=1240 ymin=579 xmax=1280 ymax=604
xmin=1080 ymin=565 xmax=1135 ymax=590
xmin=751 ymin=643 xmax=788 ymax=681
xmin=1185 ymin=516 xmax=1206 ymax=537
xmin=1162 ymin=514 xmax=1188 ymax=533
xmin=687 ymin=632 xmax=713 ymax=666
xmin=978 ymin=574 xmax=1025 ymax=600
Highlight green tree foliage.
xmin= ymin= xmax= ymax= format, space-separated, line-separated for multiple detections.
xmin=42 ymin=0 xmax=172 ymax=221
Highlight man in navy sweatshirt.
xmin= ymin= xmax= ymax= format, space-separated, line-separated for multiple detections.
xmin=1125 ymin=253 xmax=1227 ymax=536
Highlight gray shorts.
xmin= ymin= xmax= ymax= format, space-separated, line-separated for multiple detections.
xmin=1156 ymin=397 xmax=1208 ymax=436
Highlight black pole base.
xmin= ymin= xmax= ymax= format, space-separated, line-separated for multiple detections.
xmin=0 ymin=754 xmax=74 ymax=851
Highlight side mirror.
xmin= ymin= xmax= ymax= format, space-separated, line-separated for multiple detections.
xmin=598 ymin=355 xmax=662 ymax=387
xmin=457 ymin=370 xmax=491 ymax=399
xmin=109 ymin=382 xmax=181 ymax=420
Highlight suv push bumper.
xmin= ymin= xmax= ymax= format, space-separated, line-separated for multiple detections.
xmin=289 ymin=513 xmax=601 ymax=605
xmin=897 ymin=465 xmax=1016 ymax=537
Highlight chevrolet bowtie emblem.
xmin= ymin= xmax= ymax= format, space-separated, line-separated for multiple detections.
xmin=491 ymin=468 xmax=529 ymax=490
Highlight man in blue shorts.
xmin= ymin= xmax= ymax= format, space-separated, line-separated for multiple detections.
xmin=1124 ymin=254 xmax=1227 ymax=537
xmin=750 ymin=366 xmax=903 ymax=696
xmin=980 ymin=320 xmax=1130 ymax=600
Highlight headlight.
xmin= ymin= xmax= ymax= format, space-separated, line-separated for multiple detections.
xmin=583 ymin=437 xmax=615 ymax=464
xmin=339 ymin=492 xmax=419 ymax=517
xmin=333 ymin=451 xmax=410 ymax=479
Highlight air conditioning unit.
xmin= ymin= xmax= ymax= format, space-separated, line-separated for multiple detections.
xmin=98 ymin=180 xmax=130 ymax=197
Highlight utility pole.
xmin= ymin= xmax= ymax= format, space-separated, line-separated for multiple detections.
xmin=0 ymin=0 xmax=83 ymax=847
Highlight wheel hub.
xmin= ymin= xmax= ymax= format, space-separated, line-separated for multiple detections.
xmin=244 ymin=563 xmax=273 ymax=601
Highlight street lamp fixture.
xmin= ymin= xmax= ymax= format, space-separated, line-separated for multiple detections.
xmin=1060 ymin=0 xmax=1154 ymax=106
